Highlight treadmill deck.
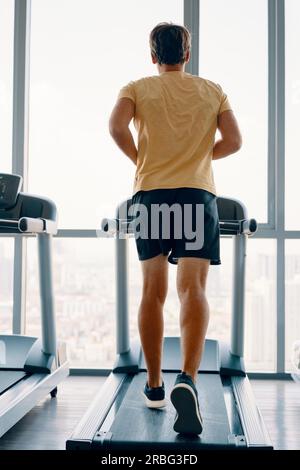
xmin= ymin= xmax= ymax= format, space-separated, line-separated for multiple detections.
xmin=98 ymin=372 xmax=238 ymax=450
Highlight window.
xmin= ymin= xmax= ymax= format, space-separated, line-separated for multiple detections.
xmin=128 ymin=239 xmax=232 ymax=350
xmin=0 ymin=0 xmax=14 ymax=173
xmin=244 ymin=239 xmax=276 ymax=371
xmin=285 ymin=240 xmax=300 ymax=372
xmin=26 ymin=0 xmax=182 ymax=367
xmin=199 ymin=0 xmax=268 ymax=223
xmin=26 ymin=237 xmax=117 ymax=367
xmin=0 ymin=239 xmax=14 ymax=333
xmin=28 ymin=0 xmax=182 ymax=229
xmin=7 ymin=0 xmax=291 ymax=375
xmin=285 ymin=0 xmax=300 ymax=229
xmin=130 ymin=238 xmax=276 ymax=372
xmin=206 ymin=239 xmax=233 ymax=344
xmin=129 ymin=239 xmax=233 ymax=342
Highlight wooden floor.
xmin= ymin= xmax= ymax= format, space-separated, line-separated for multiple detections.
xmin=0 ymin=377 xmax=299 ymax=450
xmin=250 ymin=379 xmax=300 ymax=450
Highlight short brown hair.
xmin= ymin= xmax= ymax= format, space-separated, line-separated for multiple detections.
xmin=149 ymin=22 xmax=191 ymax=66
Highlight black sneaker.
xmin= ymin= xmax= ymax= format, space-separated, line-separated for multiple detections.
xmin=170 ymin=372 xmax=203 ymax=435
xmin=143 ymin=382 xmax=166 ymax=409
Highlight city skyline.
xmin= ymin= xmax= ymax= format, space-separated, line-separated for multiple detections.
xmin=0 ymin=237 xmax=287 ymax=372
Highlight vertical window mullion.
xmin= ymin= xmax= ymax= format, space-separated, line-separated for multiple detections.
xmin=184 ymin=0 xmax=199 ymax=76
xmin=12 ymin=0 xmax=31 ymax=334
xmin=269 ymin=0 xmax=285 ymax=373
xmin=276 ymin=0 xmax=285 ymax=373
xmin=268 ymin=1 xmax=276 ymax=230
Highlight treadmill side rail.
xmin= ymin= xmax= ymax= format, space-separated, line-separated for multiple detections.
xmin=66 ymin=373 xmax=127 ymax=450
xmin=0 ymin=362 xmax=69 ymax=438
xmin=232 ymin=376 xmax=273 ymax=449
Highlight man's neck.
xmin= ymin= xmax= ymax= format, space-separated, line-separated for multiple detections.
xmin=158 ymin=64 xmax=185 ymax=74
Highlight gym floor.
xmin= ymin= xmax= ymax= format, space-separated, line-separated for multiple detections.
xmin=0 ymin=377 xmax=299 ymax=450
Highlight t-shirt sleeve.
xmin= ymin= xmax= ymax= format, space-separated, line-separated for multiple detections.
xmin=117 ymin=81 xmax=136 ymax=104
xmin=217 ymin=85 xmax=232 ymax=115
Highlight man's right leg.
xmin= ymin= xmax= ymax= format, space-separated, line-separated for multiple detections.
xmin=176 ymin=257 xmax=210 ymax=382
xmin=170 ymin=257 xmax=210 ymax=435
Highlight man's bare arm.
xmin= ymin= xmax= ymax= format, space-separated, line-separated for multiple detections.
xmin=109 ymin=97 xmax=138 ymax=165
xmin=213 ymin=110 xmax=242 ymax=160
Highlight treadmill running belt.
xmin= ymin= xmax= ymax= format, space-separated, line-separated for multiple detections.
xmin=106 ymin=372 xmax=234 ymax=449
xmin=0 ymin=371 xmax=27 ymax=395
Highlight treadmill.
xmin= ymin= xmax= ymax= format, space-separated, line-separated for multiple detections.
xmin=67 ymin=196 xmax=272 ymax=450
xmin=0 ymin=173 xmax=69 ymax=438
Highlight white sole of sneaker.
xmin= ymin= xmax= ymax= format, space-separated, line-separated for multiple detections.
xmin=170 ymin=383 xmax=203 ymax=435
xmin=142 ymin=392 xmax=166 ymax=409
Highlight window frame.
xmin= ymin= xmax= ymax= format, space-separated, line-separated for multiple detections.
xmin=8 ymin=0 xmax=294 ymax=376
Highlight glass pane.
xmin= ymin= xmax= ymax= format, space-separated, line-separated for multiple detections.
xmin=199 ymin=0 xmax=268 ymax=223
xmin=206 ymin=239 xmax=233 ymax=343
xmin=129 ymin=238 xmax=233 ymax=342
xmin=130 ymin=238 xmax=276 ymax=372
xmin=0 ymin=0 xmax=14 ymax=173
xmin=24 ymin=234 xmax=276 ymax=370
xmin=285 ymin=240 xmax=300 ymax=372
xmin=244 ymin=239 xmax=276 ymax=371
xmin=0 ymin=238 xmax=14 ymax=333
xmin=28 ymin=0 xmax=182 ymax=229
xmin=26 ymin=237 xmax=115 ymax=368
xmin=285 ymin=0 xmax=300 ymax=229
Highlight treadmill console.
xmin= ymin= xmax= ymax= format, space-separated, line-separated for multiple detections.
xmin=0 ymin=173 xmax=22 ymax=210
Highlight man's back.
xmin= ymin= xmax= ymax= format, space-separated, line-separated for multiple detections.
xmin=118 ymin=72 xmax=231 ymax=195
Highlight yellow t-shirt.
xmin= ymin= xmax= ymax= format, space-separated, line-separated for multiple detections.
xmin=117 ymin=71 xmax=231 ymax=196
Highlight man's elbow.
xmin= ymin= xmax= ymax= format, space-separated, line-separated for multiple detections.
xmin=109 ymin=121 xmax=126 ymax=139
xmin=109 ymin=120 xmax=118 ymax=137
xmin=229 ymin=135 xmax=242 ymax=154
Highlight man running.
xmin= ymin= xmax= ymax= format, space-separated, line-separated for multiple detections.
xmin=109 ymin=22 xmax=242 ymax=435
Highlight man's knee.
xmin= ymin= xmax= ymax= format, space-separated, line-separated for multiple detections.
xmin=177 ymin=282 xmax=206 ymax=304
xmin=141 ymin=255 xmax=168 ymax=305
xmin=177 ymin=258 xmax=209 ymax=302
xmin=142 ymin=279 xmax=167 ymax=305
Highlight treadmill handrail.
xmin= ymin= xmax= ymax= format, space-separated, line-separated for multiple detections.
xmin=101 ymin=217 xmax=257 ymax=236
xmin=101 ymin=196 xmax=255 ymax=360
xmin=0 ymin=217 xmax=57 ymax=235
xmin=0 ymin=220 xmax=19 ymax=230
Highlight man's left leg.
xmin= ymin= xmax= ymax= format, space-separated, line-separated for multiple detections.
xmin=138 ymin=254 xmax=168 ymax=389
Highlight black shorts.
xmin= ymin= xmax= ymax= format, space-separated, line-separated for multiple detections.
xmin=131 ymin=187 xmax=221 ymax=265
